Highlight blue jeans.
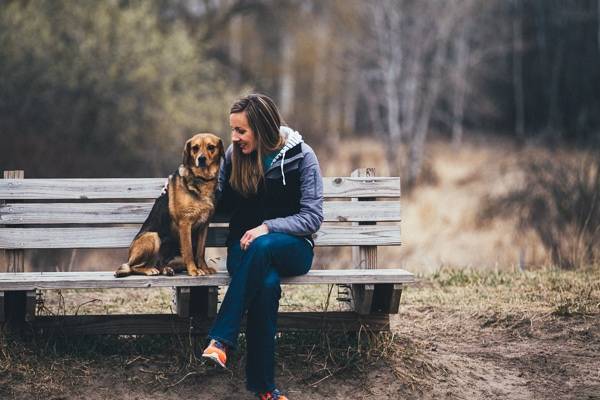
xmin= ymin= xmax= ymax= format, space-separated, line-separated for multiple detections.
xmin=208 ymin=232 xmax=313 ymax=393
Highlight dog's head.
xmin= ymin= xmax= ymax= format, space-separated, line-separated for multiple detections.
xmin=182 ymin=133 xmax=224 ymax=175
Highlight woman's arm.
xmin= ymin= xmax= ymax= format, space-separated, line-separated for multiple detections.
xmin=263 ymin=147 xmax=324 ymax=236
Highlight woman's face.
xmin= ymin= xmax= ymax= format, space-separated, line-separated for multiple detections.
xmin=230 ymin=112 xmax=257 ymax=155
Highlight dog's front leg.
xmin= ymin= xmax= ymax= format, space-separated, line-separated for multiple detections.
xmin=178 ymin=222 xmax=199 ymax=276
xmin=195 ymin=224 xmax=216 ymax=275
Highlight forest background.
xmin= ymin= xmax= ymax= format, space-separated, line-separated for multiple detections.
xmin=1 ymin=0 xmax=599 ymax=271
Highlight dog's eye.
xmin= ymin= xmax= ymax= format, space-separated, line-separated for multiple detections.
xmin=191 ymin=145 xmax=199 ymax=152
xmin=207 ymin=145 xmax=216 ymax=151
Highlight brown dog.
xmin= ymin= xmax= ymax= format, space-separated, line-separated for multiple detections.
xmin=114 ymin=133 xmax=224 ymax=277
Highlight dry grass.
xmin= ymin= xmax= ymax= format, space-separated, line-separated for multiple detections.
xmin=406 ymin=265 xmax=600 ymax=317
xmin=2 ymin=266 xmax=598 ymax=399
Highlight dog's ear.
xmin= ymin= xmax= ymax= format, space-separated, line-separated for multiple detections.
xmin=218 ymin=138 xmax=225 ymax=161
xmin=183 ymin=138 xmax=193 ymax=167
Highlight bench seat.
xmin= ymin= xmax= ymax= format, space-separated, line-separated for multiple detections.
xmin=0 ymin=269 xmax=414 ymax=291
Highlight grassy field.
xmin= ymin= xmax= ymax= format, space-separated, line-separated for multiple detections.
xmin=1 ymin=266 xmax=598 ymax=399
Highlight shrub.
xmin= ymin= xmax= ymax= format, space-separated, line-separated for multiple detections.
xmin=480 ymin=153 xmax=600 ymax=269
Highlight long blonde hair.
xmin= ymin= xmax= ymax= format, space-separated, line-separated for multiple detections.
xmin=230 ymin=94 xmax=285 ymax=196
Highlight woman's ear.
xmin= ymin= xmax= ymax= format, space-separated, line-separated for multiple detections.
xmin=183 ymin=139 xmax=192 ymax=167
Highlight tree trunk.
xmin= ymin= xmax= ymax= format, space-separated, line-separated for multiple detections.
xmin=408 ymin=33 xmax=447 ymax=186
xmin=452 ymin=28 xmax=469 ymax=147
xmin=547 ymin=40 xmax=564 ymax=135
xmin=279 ymin=30 xmax=295 ymax=118
xmin=228 ymin=13 xmax=244 ymax=86
xmin=512 ymin=0 xmax=525 ymax=137
xmin=311 ymin=13 xmax=329 ymax=133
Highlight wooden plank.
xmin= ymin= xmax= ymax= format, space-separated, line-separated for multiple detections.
xmin=30 ymin=312 xmax=391 ymax=335
xmin=0 ymin=200 xmax=401 ymax=224
xmin=0 ymin=227 xmax=226 ymax=249
xmin=0 ymin=269 xmax=415 ymax=290
xmin=0 ymin=225 xmax=401 ymax=249
xmin=351 ymin=168 xmax=379 ymax=315
xmin=352 ymin=169 xmax=378 ymax=270
xmin=3 ymin=171 xmax=25 ymax=273
xmin=0 ymin=178 xmax=165 ymax=200
xmin=0 ymin=203 xmax=155 ymax=224
xmin=0 ymin=177 xmax=400 ymax=200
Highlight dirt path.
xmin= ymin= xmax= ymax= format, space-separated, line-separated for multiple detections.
xmin=390 ymin=307 xmax=600 ymax=400
xmin=3 ymin=307 xmax=597 ymax=400
xmin=2 ymin=267 xmax=600 ymax=400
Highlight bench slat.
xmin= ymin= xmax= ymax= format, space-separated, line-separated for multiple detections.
xmin=0 ymin=177 xmax=400 ymax=199
xmin=0 ymin=225 xmax=401 ymax=248
xmin=0 ymin=201 xmax=401 ymax=224
xmin=0 ymin=269 xmax=414 ymax=290
xmin=31 ymin=313 xmax=392 ymax=335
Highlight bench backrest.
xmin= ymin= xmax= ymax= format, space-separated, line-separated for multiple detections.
xmin=0 ymin=170 xmax=400 ymax=256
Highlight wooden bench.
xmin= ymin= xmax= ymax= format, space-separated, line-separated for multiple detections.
xmin=0 ymin=168 xmax=413 ymax=335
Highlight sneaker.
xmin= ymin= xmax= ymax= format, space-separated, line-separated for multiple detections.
xmin=202 ymin=339 xmax=227 ymax=368
xmin=256 ymin=389 xmax=288 ymax=400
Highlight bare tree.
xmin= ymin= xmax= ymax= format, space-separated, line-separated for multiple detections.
xmin=360 ymin=0 xmax=476 ymax=184
xmin=512 ymin=0 xmax=525 ymax=137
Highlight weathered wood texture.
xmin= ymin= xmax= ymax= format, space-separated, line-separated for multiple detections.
xmin=2 ymin=171 xmax=24 ymax=273
xmin=0 ymin=177 xmax=400 ymax=199
xmin=0 ymin=169 xmax=408 ymax=332
xmin=351 ymin=168 xmax=379 ymax=315
xmin=0 ymin=200 xmax=401 ymax=224
xmin=351 ymin=284 xmax=375 ymax=315
xmin=0 ymin=269 xmax=414 ymax=291
xmin=0 ymin=225 xmax=401 ymax=249
xmin=29 ymin=312 xmax=391 ymax=335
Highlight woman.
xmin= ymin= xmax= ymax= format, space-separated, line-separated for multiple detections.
xmin=201 ymin=93 xmax=324 ymax=400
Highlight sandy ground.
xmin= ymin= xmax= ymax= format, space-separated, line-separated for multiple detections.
xmin=2 ymin=279 xmax=599 ymax=400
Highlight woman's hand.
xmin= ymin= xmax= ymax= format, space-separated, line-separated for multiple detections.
xmin=240 ymin=224 xmax=269 ymax=250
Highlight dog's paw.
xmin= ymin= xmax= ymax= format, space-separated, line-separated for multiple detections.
xmin=114 ymin=264 xmax=131 ymax=278
xmin=187 ymin=268 xmax=200 ymax=277
xmin=146 ymin=267 xmax=160 ymax=276
xmin=202 ymin=266 xmax=217 ymax=275
xmin=162 ymin=266 xmax=175 ymax=276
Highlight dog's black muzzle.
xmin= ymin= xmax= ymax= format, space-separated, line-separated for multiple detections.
xmin=196 ymin=156 xmax=207 ymax=168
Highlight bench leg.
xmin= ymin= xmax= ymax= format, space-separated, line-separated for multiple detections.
xmin=0 ymin=291 xmax=4 ymax=323
xmin=174 ymin=286 xmax=218 ymax=318
xmin=351 ymin=284 xmax=403 ymax=315
xmin=351 ymin=284 xmax=374 ymax=315
xmin=175 ymin=287 xmax=191 ymax=317
xmin=371 ymin=283 xmax=403 ymax=314
xmin=2 ymin=290 xmax=36 ymax=333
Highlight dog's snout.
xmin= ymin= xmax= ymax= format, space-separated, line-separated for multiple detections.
xmin=197 ymin=155 xmax=207 ymax=167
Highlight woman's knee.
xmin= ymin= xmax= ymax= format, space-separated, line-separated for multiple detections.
xmin=248 ymin=234 xmax=274 ymax=255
